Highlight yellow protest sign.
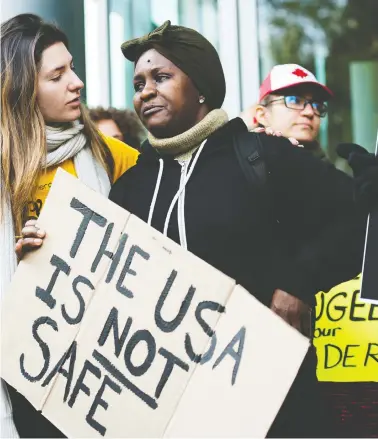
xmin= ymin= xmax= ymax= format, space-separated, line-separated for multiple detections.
xmin=314 ymin=275 xmax=378 ymax=382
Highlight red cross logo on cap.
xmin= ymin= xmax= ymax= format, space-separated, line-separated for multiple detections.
xmin=292 ymin=68 xmax=308 ymax=78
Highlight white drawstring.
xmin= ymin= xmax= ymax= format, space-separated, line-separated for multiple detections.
xmin=177 ymin=162 xmax=188 ymax=249
xmin=163 ymin=140 xmax=206 ymax=245
xmin=147 ymin=158 xmax=164 ymax=226
xmin=147 ymin=140 xmax=206 ymax=250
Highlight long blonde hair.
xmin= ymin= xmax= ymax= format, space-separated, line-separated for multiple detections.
xmin=1 ymin=14 xmax=114 ymax=234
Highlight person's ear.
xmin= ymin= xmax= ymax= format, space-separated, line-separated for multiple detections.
xmin=255 ymin=104 xmax=269 ymax=127
xmin=240 ymin=104 xmax=259 ymax=130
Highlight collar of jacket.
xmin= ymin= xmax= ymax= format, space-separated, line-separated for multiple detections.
xmin=138 ymin=117 xmax=247 ymax=164
xmin=302 ymin=140 xmax=328 ymax=160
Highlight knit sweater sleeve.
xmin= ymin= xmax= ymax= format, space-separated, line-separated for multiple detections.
xmin=260 ymin=134 xmax=366 ymax=304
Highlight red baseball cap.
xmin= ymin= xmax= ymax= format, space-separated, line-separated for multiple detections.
xmin=259 ymin=64 xmax=333 ymax=102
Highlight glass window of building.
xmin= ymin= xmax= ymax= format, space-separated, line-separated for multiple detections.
xmin=105 ymin=0 xmax=219 ymax=110
xmin=257 ymin=0 xmax=378 ymax=166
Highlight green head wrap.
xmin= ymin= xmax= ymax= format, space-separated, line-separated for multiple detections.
xmin=121 ymin=20 xmax=226 ymax=110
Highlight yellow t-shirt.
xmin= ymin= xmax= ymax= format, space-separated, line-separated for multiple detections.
xmin=26 ymin=136 xmax=139 ymax=220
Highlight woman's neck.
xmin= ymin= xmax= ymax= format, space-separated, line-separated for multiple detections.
xmin=148 ymin=109 xmax=228 ymax=156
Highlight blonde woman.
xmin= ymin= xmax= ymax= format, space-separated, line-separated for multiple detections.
xmin=1 ymin=13 xmax=138 ymax=437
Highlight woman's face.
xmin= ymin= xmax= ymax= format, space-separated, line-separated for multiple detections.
xmin=37 ymin=42 xmax=84 ymax=123
xmin=133 ymin=49 xmax=208 ymax=138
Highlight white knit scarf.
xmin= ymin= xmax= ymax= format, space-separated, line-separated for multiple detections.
xmin=0 ymin=121 xmax=111 ymax=437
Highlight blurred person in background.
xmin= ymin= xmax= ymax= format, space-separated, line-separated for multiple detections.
xmin=89 ymin=106 xmax=145 ymax=150
xmin=239 ymin=64 xmax=333 ymax=334
xmin=1 ymin=13 xmax=138 ymax=438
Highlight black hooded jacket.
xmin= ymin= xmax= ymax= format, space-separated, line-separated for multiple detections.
xmin=109 ymin=118 xmax=366 ymax=307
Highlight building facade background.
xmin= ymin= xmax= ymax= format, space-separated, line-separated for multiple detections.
xmin=3 ymin=0 xmax=377 ymax=161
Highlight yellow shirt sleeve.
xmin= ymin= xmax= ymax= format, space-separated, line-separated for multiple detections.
xmin=26 ymin=137 xmax=139 ymax=221
xmin=27 ymin=161 xmax=77 ymax=220
xmin=102 ymin=135 xmax=139 ymax=183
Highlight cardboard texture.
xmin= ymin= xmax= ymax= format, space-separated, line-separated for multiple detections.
xmin=1 ymin=169 xmax=309 ymax=437
xmin=164 ymin=285 xmax=308 ymax=438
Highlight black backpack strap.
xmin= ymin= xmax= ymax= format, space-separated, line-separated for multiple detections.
xmin=233 ymin=131 xmax=268 ymax=195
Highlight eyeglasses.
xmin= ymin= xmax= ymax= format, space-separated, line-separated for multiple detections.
xmin=267 ymin=95 xmax=328 ymax=117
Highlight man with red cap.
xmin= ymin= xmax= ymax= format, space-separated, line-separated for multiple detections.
xmin=241 ymin=63 xmax=332 ymax=159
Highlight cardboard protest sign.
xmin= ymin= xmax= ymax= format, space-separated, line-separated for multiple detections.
xmin=41 ymin=214 xmax=236 ymax=438
xmin=314 ymin=275 xmax=378 ymax=382
xmin=1 ymin=169 xmax=309 ymax=437
xmin=1 ymin=170 xmax=131 ymax=410
xmin=164 ymin=285 xmax=308 ymax=438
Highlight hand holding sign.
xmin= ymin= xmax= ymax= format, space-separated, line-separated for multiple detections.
xmin=270 ymin=288 xmax=311 ymax=337
xmin=15 ymin=219 xmax=46 ymax=259
xmin=337 ymin=142 xmax=378 ymax=211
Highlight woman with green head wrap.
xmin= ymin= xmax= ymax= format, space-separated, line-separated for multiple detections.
xmin=110 ymin=21 xmax=370 ymax=438
xmin=121 ymin=20 xmax=227 ymax=145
